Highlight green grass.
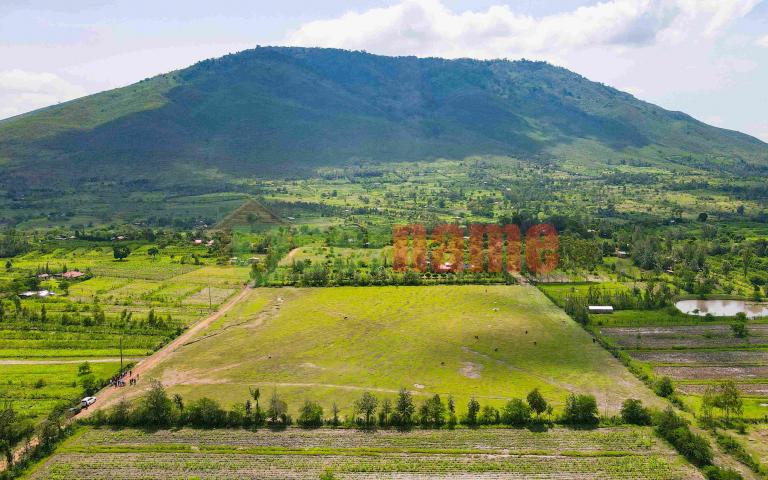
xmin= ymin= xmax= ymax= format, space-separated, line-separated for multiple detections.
xmin=0 ymin=362 xmax=121 ymax=419
xmin=139 ymin=285 xmax=661 ymax=416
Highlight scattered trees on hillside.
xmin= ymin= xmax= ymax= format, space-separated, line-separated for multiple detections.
xmin=701 ymin=381 xmax=743 ymax=424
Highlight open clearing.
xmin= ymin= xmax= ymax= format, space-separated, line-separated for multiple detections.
xmin=28 ymin=426 xmax=702 ymax=479
xmin=125 ymin=285 xmax=661 ymax=416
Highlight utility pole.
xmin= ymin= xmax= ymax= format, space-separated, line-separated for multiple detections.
xmin=208 ymin=280 xmax=213 ymax=312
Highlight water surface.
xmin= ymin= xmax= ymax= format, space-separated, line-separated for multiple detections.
xmin=675 ymin=299 xmax=768 ymax=318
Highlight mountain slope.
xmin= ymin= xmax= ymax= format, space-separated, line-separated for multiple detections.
xmin=1 ymin=46 xmax=766 ymax=185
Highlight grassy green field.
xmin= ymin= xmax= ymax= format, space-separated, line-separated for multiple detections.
xmin=26 ymin=426 xmax=702 ymax=479
xmin=130 ymin=285 xmax=661 ymax=417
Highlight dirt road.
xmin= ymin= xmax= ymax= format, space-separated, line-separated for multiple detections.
xmin=0 ymin=285 xmax=254 ymax=473
xmin=75 ymin=285 xmax=253 ymax=419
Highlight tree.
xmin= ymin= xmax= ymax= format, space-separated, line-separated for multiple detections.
xmin=147 ymin=247 xmax=160 ymax=259
xmin=172 ymin=394 xmax=184 ymax=413
xmin=655 ymin=376 xmax=675 ymax=397
xmin=741 ymin=246 xmax=755 ymax=277
xmin=330 ymin=402 xmax=340 ymax=427
xmin=80 ymin=374 xmax=98 ymax=395
xmin=186 ymin=397 xmax=227 ymax=427
xmin=113 ymin=245 xmax=131 ymax=261
xmin=737 ymin=205 xmax=745 ymax=216
xmin=502 ymin=398 xmax=531 ymax=426
xmin=526 ymin=388 xmax=548 ymax=419
xmin=620 ymin=399 xmax=651 ymax=425
xmin=109 ymin=398 xmax=131 ymax=426
xmin=447 ymin=396 xmax=457 ymax=428
xmin=297 ymin=400 xmax=324 ymax=428
xmin=378 ymin=398 xmax=392 ymax=427
xmin=698 ymin=212 xmax=708 ymax=222
xmin=140 ymin=380 xmax=173 ymax=427
xmin=267 ymin=390 xmax=288 ymax=424
xmin=4 ymin=260 xmax=11 ymax=271
xmin=250 ymin=386 xmax=261 ymax=412
xmin=354 ymin=391 xmax=378 ymax=427
xmin=731 ymin=320 xmax=749 ymax=338
xmin=563 ymin=393 xmax=598 ymax=425
xmin=419 ymin=394 xmax=445 ymax=428
xmin=479 ymin=405 xmax=500 ymax=425
xmin=466 ymin=397 xmax=480 ymax=426
xmin=715 ymin=381 xmax=743 ymax=422
xmin=700 ymin=385 xmax=718 ymax=424
xmin=77 ymin=362 xmax=92 ymax=376
xmin=393 ymin=388 xmax=415 ymax=428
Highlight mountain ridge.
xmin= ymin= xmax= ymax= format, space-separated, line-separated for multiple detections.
xmin=1 ymin=46 xmax=766 ymax=187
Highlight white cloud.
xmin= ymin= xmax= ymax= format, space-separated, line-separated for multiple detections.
xmin=0 ymin=70 xmax=86 ymax=118
xmin=286 ymin=0 xmax=759 ymax=59
xmin=757 ymin=34 xmax=768 ymax=48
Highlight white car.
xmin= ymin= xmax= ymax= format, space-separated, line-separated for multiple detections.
xmin=80 ymin=396 xmax=96 ymax=407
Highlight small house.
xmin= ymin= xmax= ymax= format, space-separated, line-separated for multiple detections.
xmin=62 ymin=271 xmax=84 ymax=279
xmin=615 ymin=251 xmax=629 ymax=258
xmin=588 ymin=305 xmax=614 ymax=314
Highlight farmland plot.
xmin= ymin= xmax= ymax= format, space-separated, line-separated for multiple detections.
xmin=0 ymin=247 xmax=250 ymax=423
xmin=29 ymin=427 xmax=703 ymax=480
xmin=600 ymin=324 xmax=768 ymax=418
xmin=136 ymin=285 xmax=662 ymax=417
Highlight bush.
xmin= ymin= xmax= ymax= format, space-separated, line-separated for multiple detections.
xmin=702 ymin=466 xmax=744 ymax=480
xmin=185 ymin=397 xmax=227 ymax=428
xmin=562 ymin=393 xmax=598 ymax=425
xmin=714 ymin=431 xmax=760 ymax=473
xmin=298 ymin=400 xmax=324 ymax=428
xmin=656 ymin=408 xmax=712 ymax=467
xmin=478 ymin=405 xmax=499 ymax=425
xmin=620 ymin=399 xmax=651 ymax=425
xmin=502 ymin=399 xmax=531 ymax=426
xmin=655 ymin=376 xmax=675 ymax=397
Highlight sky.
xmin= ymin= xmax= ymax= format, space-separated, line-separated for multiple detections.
xmin=1 ymin=0 xmax=767 ymax=140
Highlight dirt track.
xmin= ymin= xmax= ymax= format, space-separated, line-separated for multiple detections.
xmin=75 ymin=285 xmax=253 ymax=419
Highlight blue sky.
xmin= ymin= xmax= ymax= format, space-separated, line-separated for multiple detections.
xmin=1 ymin=0 xmax=767 ymax=140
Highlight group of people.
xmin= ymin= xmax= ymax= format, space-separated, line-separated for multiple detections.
xmin=109 ymin=369 xmax=139 ymax=388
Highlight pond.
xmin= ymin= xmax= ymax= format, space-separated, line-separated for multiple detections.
xmin=675 ymin=299 xmax=768 ymax=318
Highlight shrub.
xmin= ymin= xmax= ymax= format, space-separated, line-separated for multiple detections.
xmin=185 ymin=397 xmax=227 ymax=428
xmin=656 ymin=408 xmax=712 ymax=467
xmin=479 ymin=405 xmax=500 ymax=425
xmin=298 ymin=400 xmax=324 ymax=428
xmin=136 ymin=380 xmax=173 ymax=427
xmin=464 ymin=397 xmax=480 ymax=426
xmin=563 ymin=393 xmax=598 ymax=425
xmin=702 ymin=466 xmax=743 ymax=480
xmin=502 ymin=398 xmax=532 ymax=426
xmin=655 ymin=376 xmax=675 ymax=397
xmin=620 ymin=399 xmax=651 ymax=425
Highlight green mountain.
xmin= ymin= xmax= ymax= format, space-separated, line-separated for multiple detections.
xmin=1 ymin=46 xmax=767 ymax=187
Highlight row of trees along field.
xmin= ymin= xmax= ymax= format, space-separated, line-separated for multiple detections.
xmin=83 ymin=381 xmax=745 ymax=479
xmin=89 ymin=382 xmax=644 ymax=431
